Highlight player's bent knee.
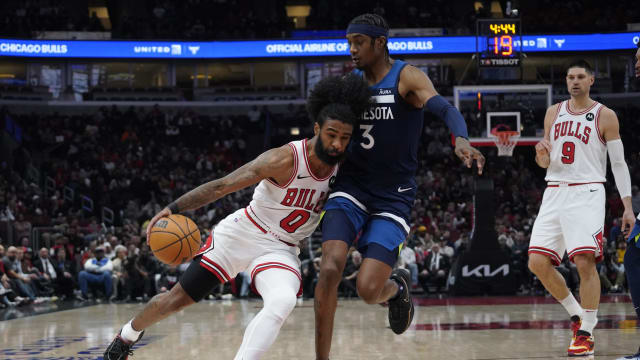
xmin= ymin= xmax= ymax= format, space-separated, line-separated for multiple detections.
xmin=528 ymin=254 xmax=552 ymax=275
xmin=318 ymin=262 xmax=343 ymax=286
xmin=265 ymin=292 xmax=297 ymax=322
xmin=356 ymin=282 xmax=381 ymax=304
xmin=572 ymin=253 xmax=596 ymax=273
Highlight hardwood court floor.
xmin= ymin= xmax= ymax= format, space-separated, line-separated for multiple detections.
xmin=0 ymin=295 xmax=638 ymax=359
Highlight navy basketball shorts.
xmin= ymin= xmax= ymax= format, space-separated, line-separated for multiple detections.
xmin=321 ymin=195 xmax=407 ymax=267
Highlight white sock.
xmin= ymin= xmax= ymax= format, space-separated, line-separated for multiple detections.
xmin=559 ymin=293 xmax=583 ymax=319
xmin=121 ymin=319 xmax=143 ymax=342
xmin=580 ymin=309 xmax=598 ymax=334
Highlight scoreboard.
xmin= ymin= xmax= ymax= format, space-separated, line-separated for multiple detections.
xmin=476 ymin=19 xmax=522 ymax=68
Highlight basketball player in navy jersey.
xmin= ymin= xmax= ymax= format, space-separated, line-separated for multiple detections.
xmin=618 ymin=40 xmax=640 ymax=360
xmin=314 ymin=13 xmax=485 ymax=359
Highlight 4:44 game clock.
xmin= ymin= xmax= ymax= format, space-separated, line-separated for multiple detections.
xmin=476 ymin=19 xmax=522 ymax=68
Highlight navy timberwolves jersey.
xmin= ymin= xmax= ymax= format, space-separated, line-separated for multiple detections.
xmin=330 ymin=60 xmax=424 ymax=228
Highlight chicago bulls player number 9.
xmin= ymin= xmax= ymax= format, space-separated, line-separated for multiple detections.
xmin=527 ymin=59 xmax=634 ymax=357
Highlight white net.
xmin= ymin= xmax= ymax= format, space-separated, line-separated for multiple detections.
xmin=452 ymin=84 xmax=551 ymax=152
xmin=493 ymin=131 xmax=520 ymax=156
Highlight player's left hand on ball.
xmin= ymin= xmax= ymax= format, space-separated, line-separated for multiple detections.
xmin=621 ymin=209 xmax=636 ymax=237
xmin=455 ymin=138 xmax=485 ymax=175
xmin=146 ymin=207 xmax=172 ymax=245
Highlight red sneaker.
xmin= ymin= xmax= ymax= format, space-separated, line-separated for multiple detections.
xmin=568 ymin=334 xmax=594 ymax=356
xmin=570 ymin=317 xmax=581 ymax=339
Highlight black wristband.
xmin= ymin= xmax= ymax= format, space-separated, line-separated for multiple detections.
xmin=168 ymin=202 xmax=179 ymax=214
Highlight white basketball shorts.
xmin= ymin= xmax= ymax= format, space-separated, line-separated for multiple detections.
xmin=528 ymin=182 xmax=605 ymax=265
xmin=196 ymin=208 xmax=302 ymax=296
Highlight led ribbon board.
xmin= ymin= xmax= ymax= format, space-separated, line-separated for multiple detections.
xmin=0 ymin=33 xmax=638 ymax=58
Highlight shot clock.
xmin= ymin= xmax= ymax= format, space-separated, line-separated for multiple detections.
xmin=476 ymin=19 xmax=522 ymax=68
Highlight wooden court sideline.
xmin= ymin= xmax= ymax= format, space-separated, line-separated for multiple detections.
xmin=0 ymin=296 xmax=638 ymax=359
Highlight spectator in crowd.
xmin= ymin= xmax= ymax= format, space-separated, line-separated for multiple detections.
xmin=13 ymin=213 xmax=31 ymax=242
xmin=103 ymin=242 xmax=115 ymax=260
xmin=52 ymin=247 xmax=77 ymax=299
xmin=617 ymin=240 xmax=627 ymax=265
xmin=78 ymin=245 xmax=113 ymax=301
xmin=0 ymin=269 xmax=15 ymax=307
xmin=0 ymin=245 xmax=17 ymax=307
xmin=2 ymin=246 xmax=37 ymax=303
xmin=157 ymin=266 xmax=180 ymax=293
xmin=125 ymin=244 xmax=157 ymax=301
xmin=398 ymin=240 xmax=419 ymax=288
xmin=33 ymin=248 xmax=60 ymax=296
xmin=419 ymin=243 xmax=450 ymax=294
xmin=610 ymin=218 xmax=622 ymax=247
xmin=111 ymin=245 xmax=128 ymax=301
xmin=22 ymin=248 xmax=55 ymax=297
xmin=600 ymin=252 xmax=626 ymax=293
xmin=51 ymin=235 xmax=74 ymax=261
xmin=0 ymin=260 xmax=26 ymax=308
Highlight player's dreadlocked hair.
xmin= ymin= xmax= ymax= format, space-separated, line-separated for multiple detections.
xmin=348 ymin=13 xmax=390 ymax=59
xmin=307 ymin=74 xmax=371 ymax=127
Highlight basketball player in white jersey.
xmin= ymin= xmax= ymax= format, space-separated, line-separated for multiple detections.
xmin=528 ymin=60 xmax=635 ymax=356
xmin=103 ymin=75 xmax=371 ymax=360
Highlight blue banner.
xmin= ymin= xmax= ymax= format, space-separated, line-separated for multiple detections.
xmin=0 ymin=33 xmax=638 ymax=59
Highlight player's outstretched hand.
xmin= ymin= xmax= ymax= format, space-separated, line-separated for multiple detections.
xmin=622 ymin=208 xmax=636 ymax=237
xmin=535 ymin=139 xmax=552 ymax=156
xmin=455 ymin=138 xmax=485 ymax=175
xmin=146 ymin=207 xmax=172 ymax=245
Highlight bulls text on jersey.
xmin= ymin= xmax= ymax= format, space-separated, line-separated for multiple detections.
xmin=280 ymin=188 xmax=327 ymax=214
xmin=553 ymin=120 xmax=591 ymax=145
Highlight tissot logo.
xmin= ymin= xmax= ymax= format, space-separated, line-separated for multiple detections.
xmin=188 ymin=46 xmax=200 ymax=55
xmin=462 ymin=264 xmax=509 ymax=277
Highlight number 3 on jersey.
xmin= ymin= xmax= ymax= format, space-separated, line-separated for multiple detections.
xmin=360 ymin=124 xmax=374 ymax=149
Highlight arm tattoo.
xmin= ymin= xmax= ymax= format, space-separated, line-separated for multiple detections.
xmin=173 ymin=179 xmax=226 ymax=213
xmin=170 ymin=146 xmax=290 ymax=212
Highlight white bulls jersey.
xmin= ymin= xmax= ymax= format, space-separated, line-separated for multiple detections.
xmin=245 ymin=139 xmax=337 ymax=246
xmin=545 ymin=100 xmax=607 ymax=183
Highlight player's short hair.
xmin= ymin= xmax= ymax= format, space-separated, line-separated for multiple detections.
xmin=567 ymin=59 xmax=593 ymax=75
xmin=307 ymin=74 xmax=371 ymax=127
xmin=348 ymin=13 xmax=390 ymax=58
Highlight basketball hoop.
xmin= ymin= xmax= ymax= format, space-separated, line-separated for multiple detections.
xmin=492 ymin=130 xmax=520 ymax=157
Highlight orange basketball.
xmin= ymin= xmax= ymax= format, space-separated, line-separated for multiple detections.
xmin=149 ymin=214 xmax=201 ymax=266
